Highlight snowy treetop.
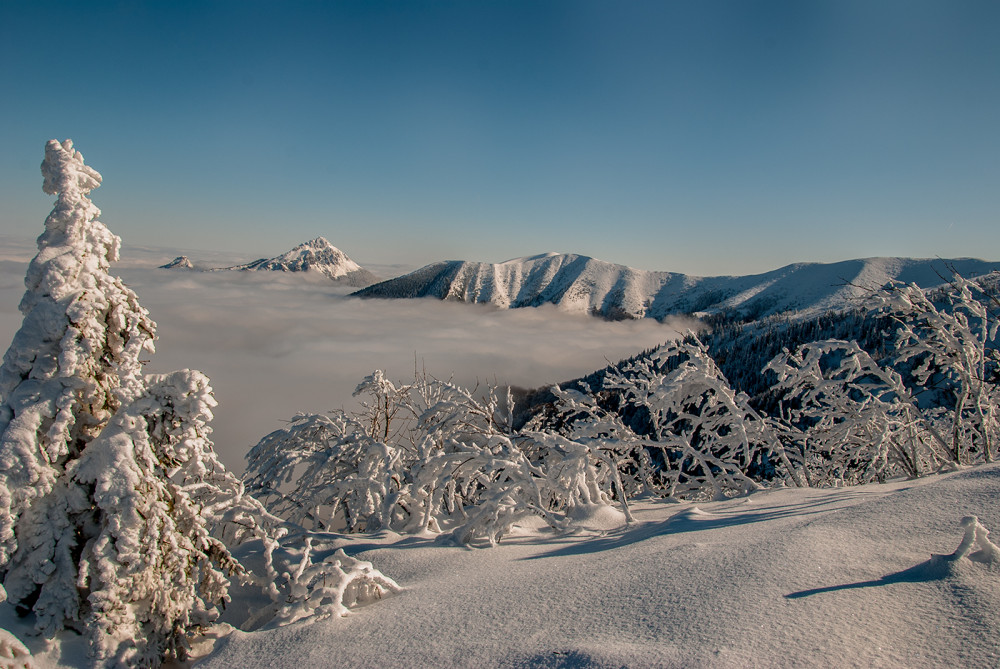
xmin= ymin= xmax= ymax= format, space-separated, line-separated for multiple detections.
xmin=41 ymin=139 xmax=101 ymax=197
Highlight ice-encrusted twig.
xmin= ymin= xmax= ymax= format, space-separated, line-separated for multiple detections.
xmin=947 ymin=515 xmax=1000 ymax=564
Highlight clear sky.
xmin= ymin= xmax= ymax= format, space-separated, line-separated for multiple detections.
xmin=1 ymin=0 xmax=998 ymax=275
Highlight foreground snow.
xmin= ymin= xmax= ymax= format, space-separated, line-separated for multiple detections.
xmin=201 ymin=464 xmax=997 ymax=668
xmin=3 ymin=460 xmax=998 ymax=667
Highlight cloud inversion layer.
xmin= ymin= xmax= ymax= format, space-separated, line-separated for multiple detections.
xmin=50 ymin=264 xmax=680 ymax=470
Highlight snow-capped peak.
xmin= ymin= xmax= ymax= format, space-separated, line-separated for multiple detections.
xmin=159 ymin=256 xmax=194 ymax=270
xmin=243 ymin=237 xmax=362 ymax=278
xmin=222 ymin=237 xmax=379 ymax=286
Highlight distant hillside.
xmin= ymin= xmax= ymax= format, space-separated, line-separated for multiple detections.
xmin=353 ymin=253 xmax=1000 ymax=322
xmin=514 ymin=269 xmax=1000 ymax=429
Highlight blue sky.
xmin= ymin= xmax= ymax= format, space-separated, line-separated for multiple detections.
xmin=1 ymin=1 xmax=998 ymax=275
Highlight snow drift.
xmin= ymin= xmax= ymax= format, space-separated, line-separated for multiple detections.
xmin=197 ymin=462 xmax=1000 ymax=668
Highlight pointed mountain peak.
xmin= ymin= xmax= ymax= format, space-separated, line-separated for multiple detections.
xmin=160 ymin=256 xmax=194 ymax=270
xmin=224 ymin=238 xmax=379 ymax=286
xmin=259 ymin=238 xmax=361 ymax=276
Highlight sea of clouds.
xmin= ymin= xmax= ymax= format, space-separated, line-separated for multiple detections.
xmin=0 ymin=238 xmax=686 ymax=471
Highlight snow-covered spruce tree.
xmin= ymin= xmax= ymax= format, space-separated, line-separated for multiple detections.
xmin=603 ymin=337 xmax=798 ymax=500
xmin=873 ymin=274 xmax=1000 ymax=464
xmin=0 ymin=140 xmax=155 ymax=567
xmin=0 ymin=139 xmax=240 ymax=663
xmin=0 ymin=141 xmax=398 ymax=665
xmin=765 ymin=340 xmax=945 ymax=485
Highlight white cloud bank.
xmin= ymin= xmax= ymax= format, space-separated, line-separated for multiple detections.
xmin=0 ymin=247 xmax=685 ymax=471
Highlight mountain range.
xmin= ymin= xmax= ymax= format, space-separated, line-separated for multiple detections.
xmin=160 ymin=237 xmax=380 ymax=287
xmin=352 ymin=253 xmax=1000 ymax=321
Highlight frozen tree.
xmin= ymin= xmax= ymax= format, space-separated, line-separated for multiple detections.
xmin=765 ymin=340 xmax=944 ymax=485
xmin=0 ymin=141 xmax=245 ymax=664
xmin=874 ymin=273 xmax=1000 ymax=463
xmin=0 ymin=141 xmax=399 ymax=666
xmin=0 ymin=139 xmax=156 ymax=570
xmin=603 ymin=337 xmax=797 ymax=500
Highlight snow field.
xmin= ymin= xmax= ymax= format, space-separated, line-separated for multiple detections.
xmin=200 ymin=463 xmax=1000 ymax=668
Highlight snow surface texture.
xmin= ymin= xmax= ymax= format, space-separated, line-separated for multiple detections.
xmin=192 ymin=237 xmax=381 ymax=287
xmin=354 ymin=253 xmax=1000 ymax=321
xmin=190 ymin=463 xmax=1000 ymax=668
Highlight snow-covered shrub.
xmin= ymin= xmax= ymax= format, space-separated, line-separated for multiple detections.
xmin=522 ymin=383 xmax=655 ymax=517
xmin=602 ymin=337 xmax=795 ymax=500
xmin=247 ymin=539 xmax=401 ymax=629
xmin=0 ymin=141 xmax=398 ymax=666
xmin=246 ymin=371 xmax=628 ymax=545
xmin=765 ymin=340 xmax=944 ymax=485
xmin=874 ymin=274 xmax=1000 ymax=463
xmin=245 ymin=410 xmax=404 ymax=533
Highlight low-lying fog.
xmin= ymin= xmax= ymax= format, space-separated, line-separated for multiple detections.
xmin=0 ymin=240 xmax=686 ymax=471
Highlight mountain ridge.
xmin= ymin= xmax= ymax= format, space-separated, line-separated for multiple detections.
xmin=353 ymin=253 xmax=1000 ymax=321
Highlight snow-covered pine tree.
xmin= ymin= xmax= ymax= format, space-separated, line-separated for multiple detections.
xmin=0 ymin=141 xmax=399 ymax=665
xmin=0 ymin=139 xmax=155 ymax=568
xmin=0 ymin=139 xmax=240 ymax=664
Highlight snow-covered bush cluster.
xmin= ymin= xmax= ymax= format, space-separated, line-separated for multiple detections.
xmin=245 ymin=371 xmax=615 ymax=546
xmin=247 ymin=267 xmax=999 ymax=543
xmin=0 ymin=141 xmax=399 ymax=667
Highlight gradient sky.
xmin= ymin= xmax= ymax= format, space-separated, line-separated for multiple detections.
xmin=1 ymin=1 xmax=998 ymax=275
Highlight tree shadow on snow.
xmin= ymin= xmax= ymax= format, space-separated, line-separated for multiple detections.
xmin=785 ymin=554 xmax=961 ymax=599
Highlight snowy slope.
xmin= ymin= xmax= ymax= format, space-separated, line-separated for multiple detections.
xmin=182 ymin=463 xmax=1000 ymax=668
xmin=213 ymin=238 xmax=380 ymax=286
xmin=354 ymin=254 xmax=1000 ymax=321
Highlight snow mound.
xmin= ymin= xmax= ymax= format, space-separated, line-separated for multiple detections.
xmin=565 ymin=503 xmax=628 ymax=531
